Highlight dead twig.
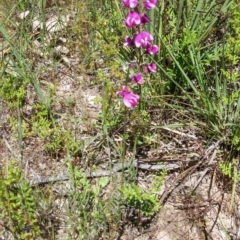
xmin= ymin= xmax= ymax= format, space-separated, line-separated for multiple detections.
xmin=1 ymin=131 xmax=20 ymax=161
xmin=161 ymin=127 xmax=197 ymax=140
xmin=28 ymin=160 xmax=181 ymax=186
xmin=192 ymin=149 xmax=217 ymax=192
xmin=159 ymin=136 xmax=227 ymax=206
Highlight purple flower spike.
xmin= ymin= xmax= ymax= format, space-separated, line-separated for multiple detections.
xmin=122 ymin=0 xmax=138 ymax=8
xmin=144 ymin=0 xmax=157 ymax=10
xmin=146 ymin=44 xmax=159 ymax=55
xmin=147 ymin=63 xmax=157 ymax=73
xmin=141 ymin=14 xmax=151 ymax=24
xmin=131 ymin=73 xmax=144 ymax=84
xmin=134 ymin=31 xmax=153 ymax=48
xmin=124 ymin=36 xmax=134 ymax=47
xmin=117 ymin=86 xmax=140 ymax=108
xmin=125 ymin=11 xmax=141 ymax=28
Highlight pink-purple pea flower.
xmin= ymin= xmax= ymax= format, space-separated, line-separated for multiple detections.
xmin=141 ymin=14 xmax=151 ymax=24
xmin=117 ymin=86 xmax=140 ymax=108
xmin=131 ymin=73 xmax=144 ymax=84
xmin=122 ymin=0 xmax=138 ymax=8
xmin=125 ymin=11 xmax=141 ymax=28
xmin=147 ymin=63 xmax=157 ymax=73
xmin=134 ymin=31 xmax=153 ymax=48
xmin=119 ymin=0 xmax=159 ymax=108
xmin=146 ymin=44 xmax=159 ymax=55
xmin=124 ymin=36 xmax=134 ymax=47
xmin=144 ymin=0 xmax=157 ymax=10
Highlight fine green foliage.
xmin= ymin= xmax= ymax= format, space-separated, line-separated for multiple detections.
xmin=120 ymin=168 xmax=166 ymax=217
xmin=219 ymin=161 xmax=240 ymax=180
xmin=67 ymin=163 xmax=120 ymax=239
xmin=219 ymin=158 xmax=240 ymax=212
xmin=120 ymin=183 xmax=160 ymax=216
xmin=222 ymin=1 xmax=240 ymax=151
xmin=0 ymin=161 xmax=41 ymax=239
xmin=0 ymin=76 xmax=29 ymax=108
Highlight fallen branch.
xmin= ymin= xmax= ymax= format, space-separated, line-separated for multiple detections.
xmin=28 ymin=160 xmax=181 ymax=186
xmin=159 ymin=135 xmax=227 ymax=205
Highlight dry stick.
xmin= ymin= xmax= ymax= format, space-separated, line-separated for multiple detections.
xmin=159 ymin=159 xmax=202 ymax=206
xmin=208 ymin=167 xmax=216 ymax=200
xmin=29 ymin=161 xmax=181 ymax=187
xmin=209 ymin=192 xmax=224 ymax=234
xmin=1 ymin=132 xmax=20 ymax=161
xmin=161 ymin=127 xmax=197 ymax=140
xmin=230 ymin=157 xmax=239 ymax=213
xmin=28 ymin=143 xmax=219 ymax=186
xmin=207 ymin=166 xmax=223 ymax=234
xmin=237 ymin=213 xmax=240 ymax=240
xmin=1 ymin=131 xmax=31 ymax=179
xmin=1 ymin=132 xmax=21 ymax=180
xmin=0 ymin=130 xmax=182 ymax=186
xmin=192 ymin=148 xmax=217 ymax=192
xmin=1 ymin=132 xmax=227 ymax=188
xmin=159 ymin=136 xmax=226 ymax=206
